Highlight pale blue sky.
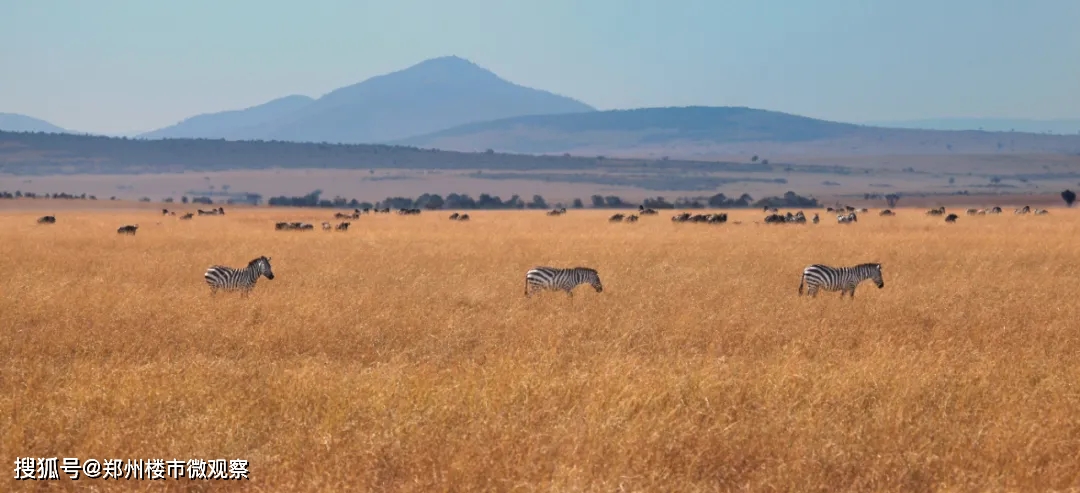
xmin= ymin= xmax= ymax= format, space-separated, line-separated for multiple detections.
xmin=2 ymin=0 xmax=1078 ymax=134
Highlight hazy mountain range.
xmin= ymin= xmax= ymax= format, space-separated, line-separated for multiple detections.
xmin=2 ymin=56 xmax=1078 ymax=158
xmin=0 ymin=113 xmax=68 ymax=134
xmin=140 ymin=56 xmax=595 ymax=143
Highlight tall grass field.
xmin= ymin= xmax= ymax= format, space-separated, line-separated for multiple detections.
xmin=3 ymin=206 xmax=1080 ymax=491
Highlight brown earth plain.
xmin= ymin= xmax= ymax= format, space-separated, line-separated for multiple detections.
xmin=3 ymin=203 xmax=1080 ymax=492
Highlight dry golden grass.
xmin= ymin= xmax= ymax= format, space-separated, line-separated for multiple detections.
xmin=3 ymin=206 xmax=1080 ymax=492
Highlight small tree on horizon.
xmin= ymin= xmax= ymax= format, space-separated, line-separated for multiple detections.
xmin=1062 ymin=189 xmax=1077 ymax=207
xmin=885 ymin=193 xmax=900 ymax=208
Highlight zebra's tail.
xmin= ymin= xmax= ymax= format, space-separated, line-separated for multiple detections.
xmin=798 ymin=275 xmax=804 ymax=296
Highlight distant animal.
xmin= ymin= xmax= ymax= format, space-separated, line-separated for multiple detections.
xmin=966 ymin=208 xmax=979 ymax=216
xmin=336 ymin=222 xmax=350 ymax=231
xmin=525 ymin=267 xmax=603 ymax=298
xmin=609 ymin=213 xmax=625 ymax=222
xmin=798 ymin=263 xmax=884 ymax=299
xmin=1034 ymin=209 xmax=1049 ymax=215
xmin=945 ymin=214 xmax=958 ymax=223
xmin=837 ymin=212 xmax=857 ymax=224
xmin=812 ymin=213 xmax=820 ymax=224
xmin=989 ymin=206 xmax=1003 ymax=214
xmin=117 ymin=224 xmax=139 ymax=235
xmin=926 ymin=207 xmax=946 ymax=216
xmin=180 ymin=213 xmax=193 ymax=220
xmin=37 ymin=215 xmax=56 ymax=224
xmin=671 ymin=213 xmax=691 ymax=222
xmin=547 ymin=208 xmax=567 ymax=216
xmin=457 ymin=214 xmax=470 ymax=221
xmin=162 ymin=209 xmax=171 ymax=216
xmin=449 ymin=213 xmax=460 ymax=220
xmin=322 ymin=222 xmax=332 ymax=231
xmin=879 ymin=209 xmax=895 ymax=216
xmin=625 ymin=214 xmax=639 ymax=223
xmin=204 ymin=256 xmax=275 ymax=297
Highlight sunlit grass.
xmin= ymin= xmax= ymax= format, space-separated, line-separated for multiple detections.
xmin=3 ymin=206 xmax=1080 ymax=492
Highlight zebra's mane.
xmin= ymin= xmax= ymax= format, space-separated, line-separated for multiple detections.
xmin=574 ymin=267 xmax=598 ymax=274
xmin=854 ymin=262 xmax=881 ymax=269
xmin=248 ymin=256 xmax=269 ymax=266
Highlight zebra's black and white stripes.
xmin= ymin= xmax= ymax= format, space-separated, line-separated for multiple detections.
xmin=204 ymin=256 xmax=275 ymax=296
xmin=525 ymin=266 xmax=603 ymax=297
xmin=798 ymin=263 xmax=884 ymax=298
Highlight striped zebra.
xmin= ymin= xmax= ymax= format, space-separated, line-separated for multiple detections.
xmin=798 ymin=263 xmax=884 ymax=298
xmin=204 ymin=256 xmax=275 ymax=296
xmin=524 ymin=266 xmax=603 ymax=298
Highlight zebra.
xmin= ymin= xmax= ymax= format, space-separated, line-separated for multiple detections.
xmin=524 ymin=266 xmax=603 ymax=298
xmin=117 ymin=224 xmax=139 ymax=235
xmin=837 ymin=212 xmax=857 ymax=224
xmin=204 ymin=256 xmax=275 ymax=296
xmin=798 ymin=263 xmax=884 ymax=298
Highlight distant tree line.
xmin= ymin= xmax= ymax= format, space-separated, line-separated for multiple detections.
xmin=0 ymin=191 xmax=98 ymax=200
xmin=264 ymin=190 xmax=822 ymax=210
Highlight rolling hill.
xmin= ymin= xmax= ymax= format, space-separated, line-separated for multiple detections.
xmin=0 ymin=113 xmax=68 ymax=134
xmin=396 ymin=106 xmax=1080 ymax=156
xmin=138 ymin=95 xmax=315 ymax=140
xmin=137 ymin=56 xmax=595 ymax=144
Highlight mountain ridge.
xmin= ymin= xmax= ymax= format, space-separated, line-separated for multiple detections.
xmin=136 ymin=56 xmax=595 ymax=143
xmin=0 ymin=113 xmax=68 ymax=134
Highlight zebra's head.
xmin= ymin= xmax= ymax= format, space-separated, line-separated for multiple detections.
xmin=580 ymin=267 xmax=603 ymax=293
xmin=250 ymin=256 xmax=275 ymax=280
xmin=866 ymin=263 xmax=884 ymax=288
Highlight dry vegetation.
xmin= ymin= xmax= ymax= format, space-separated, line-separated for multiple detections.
xmin=3 ymin=206 xmax=1080 ymax=492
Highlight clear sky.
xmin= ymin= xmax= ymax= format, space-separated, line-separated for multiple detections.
xmin=2 ymin=0 xmax=1078 ymax=135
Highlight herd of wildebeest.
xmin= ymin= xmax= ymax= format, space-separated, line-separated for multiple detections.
xmin=28 ymin=202 xmax=1054 ymax=235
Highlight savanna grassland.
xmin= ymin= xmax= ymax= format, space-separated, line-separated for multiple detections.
xmin=3 ymin=205 xmax=1080 ymax=492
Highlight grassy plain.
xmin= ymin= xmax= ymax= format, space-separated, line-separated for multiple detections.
xmin=2 ymin=205 xmax=1080 ymax=492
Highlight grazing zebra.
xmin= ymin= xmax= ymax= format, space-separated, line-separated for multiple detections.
xmin=204 ymin=256 xmax=275 ymax=296
xmin=524 ymin=266 xmax=603 ymax=298
xmin=1034 ymin=209 xmax=1049 ymax=215
xmin=798 ymin=263 xmax=884 ymax=298
xmin=117 ymin=224 xmax=139 ymax=235
xmin=837 ymin=212 xmax=857 ymax=224
xmin=812 ymin=213 xmax=820 ymax=224
xmin=945 ymin=214 xmax=958 ymax=223
xmin=336 ymin=221 xmax=350 ymax=231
